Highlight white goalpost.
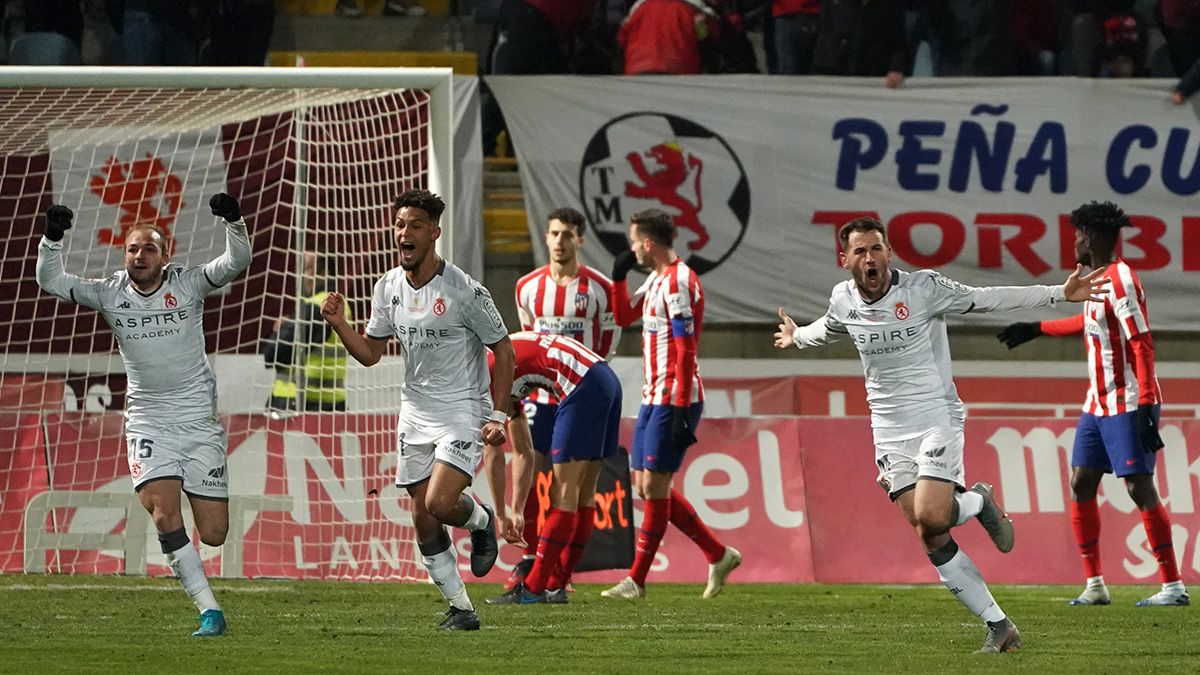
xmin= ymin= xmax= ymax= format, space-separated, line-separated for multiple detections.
xmin=0 ymin=66 xmax=455 ymax=581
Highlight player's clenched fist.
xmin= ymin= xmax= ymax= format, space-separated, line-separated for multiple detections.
xmin=774 ymin=307 xmax=798 ymax=349
xmin=44 ymin=205 xmax=74 ymax=242
xmin=481 ymin=420 xmax=506 ymax=447
xmin=208 ymin=193 xmax=241 ymax=222
xmin=321 ymin=291 xmax=348 ymax=328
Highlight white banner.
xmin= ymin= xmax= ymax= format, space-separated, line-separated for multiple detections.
xmin=49 ymin=127 xmax=231 ymax=277
xmin=487 ymin=76 xmax=1200 ymax=328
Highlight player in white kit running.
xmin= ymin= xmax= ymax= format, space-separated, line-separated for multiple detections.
xmin=35 ymin=194 xmax=252 ymax=637
xmin=773 ymin=216 xmax=1108 ymax=654
xmin=320 ymin=189 xmax=515 ymax=631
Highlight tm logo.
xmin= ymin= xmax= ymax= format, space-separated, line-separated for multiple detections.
xmin=89 ymin=154 xmax=183 ymax=248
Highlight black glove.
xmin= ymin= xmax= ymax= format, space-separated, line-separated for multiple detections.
xmin=1136 ymin=403 xmax=1165 ymax=453
xmin=44 ymin=205 xmax=74 ymax=242
xmin=611 ymin=250 xmax=636 ymax=282
xmin=670 ymin=406 xmax=697 ymax=449
xmin=996 ymin=321 xmax=1042 ymax=350
xmin=209 ymin=193 xmax=241 ymax=222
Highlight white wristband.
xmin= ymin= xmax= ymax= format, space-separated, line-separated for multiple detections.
xmin=487 ymin=409 xmax=507 ymax=423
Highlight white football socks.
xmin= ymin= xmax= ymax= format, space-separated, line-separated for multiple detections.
xmin=463 ymin=499 xmax=490 ymax=532
xmin=954 ymin=491 xmax=985 ymax=526
xmin=423 ymin=546 xmax=474 ymax=611
xmin=933 ymin=545 xmax=1005 ymax=623
xmin=165 ymin=540 xmax=221 ymax=613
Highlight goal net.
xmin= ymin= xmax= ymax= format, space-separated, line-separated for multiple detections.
xmin=0 ymin=66 xmax=454 ymax=581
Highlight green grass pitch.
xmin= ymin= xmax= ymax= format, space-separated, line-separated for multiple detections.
xmin=1 ymin=575 xmax=1196 ymax=673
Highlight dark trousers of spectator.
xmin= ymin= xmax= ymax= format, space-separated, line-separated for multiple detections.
xmin=206 ymin=0 xmax=276 ymax=66
xmin=123 ymin=9 xmax=197 ymax=65
xmin=1161 ymin=25 xmax=1200 ymax=77
xmin=480 ymin=0 xmax=566 ymax=155
xmin=772 ymin=12 xmax=819 ymax=74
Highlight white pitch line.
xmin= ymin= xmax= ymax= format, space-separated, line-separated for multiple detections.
xmin=1 ymin=583 xmax=294 ymax=593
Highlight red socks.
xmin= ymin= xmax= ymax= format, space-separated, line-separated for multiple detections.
xmin=1071 ymin=499 xmax=1103 ymax=578
xmin=548 ymin=506 xmax=595 ymax=590
xmin=669 ymin=489 xmax=726 ymax=564
xmin=525 ymin=508 xmax=575 ymax=594
xmin=630 ymin=498 xmax=670 ymax=587
xmin=1141 ymin=503 xmax=1181 ymax=584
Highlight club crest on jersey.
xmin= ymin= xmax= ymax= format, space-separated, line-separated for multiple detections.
xmin=579 ymin=112 xmax=750 ymax=275
xmin=894 ymin=302 xmax=910 ymax=320
xmin=574 ymin=292 xmax=589 ymax=313
xmin=130 ymin=462 xmax=143 ymax=479
xmin=164 ymin=293 xmax=178 ymax=308
xmin=433 ymin=296 xmax=446 ymax=316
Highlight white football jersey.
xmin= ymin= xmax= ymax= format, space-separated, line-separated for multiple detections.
xmin=36 ymin=224 xmax=252 ymax=423
xmin=366 ymin=260 xmax=508 ymax=414
xmin=795 ymin=269 xmax=1066 ymax=441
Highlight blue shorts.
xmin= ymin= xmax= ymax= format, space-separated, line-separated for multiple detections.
xmin=550 ymin=362 xmax=622 ymax=464
xmin=631 ymin=402 xmax=703 ymax=473
xmin=523 ymin=400 xmax=557 ymax=456
xmin=1072 ymin=406 xmax=1159 ymax=477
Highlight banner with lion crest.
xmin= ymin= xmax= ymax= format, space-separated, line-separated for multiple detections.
xmin=487 ymin=76 xmax=1200 ymax=329
xmin=49 ymin=127 xmax=230 ymax=280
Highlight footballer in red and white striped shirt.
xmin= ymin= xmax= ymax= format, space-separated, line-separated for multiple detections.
xmin=997 ymin=201 xmax=1185 ymax=607
xmin=603 ymin=208 xmax=739 ymax=601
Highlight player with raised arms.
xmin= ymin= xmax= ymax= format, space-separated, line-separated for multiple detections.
xmin=774 ymin=216 xmax=1109 ymax=654
xmin=320 ymin=189 xmax=514 ymax=631
xmin=483 ymin=331 xmax=623 ymax=604
xmin=506 ymin=206 xmax=618 ymax=592
xmin=36 ymin=193 xmax=252 ymax=637
xmin=997 ymin=201 xmax=1188 ymax=607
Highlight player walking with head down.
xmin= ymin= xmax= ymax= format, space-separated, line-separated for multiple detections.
xmin=998 ymin=201 xmax=1188 ymax=608
xmin=506 ymin=206 xmax=618 ymax=591
xmin=36 ymin=194 xmax=252 ymax=637
xmin=775 ymin=216 xmax=1109 ymax=654
xmin=600 ymin=208 xmax=741 ymax=601
xmin=320 ymin=189 xmax=515 ymax=631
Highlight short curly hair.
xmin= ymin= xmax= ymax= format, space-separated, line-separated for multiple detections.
xmin=394 ymin=189 xmax=446 ymax=221
xmin=1070 ymin=201 xmax=1130 ymax=244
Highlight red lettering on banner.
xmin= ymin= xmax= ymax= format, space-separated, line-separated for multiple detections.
xmin=888 ymin=211 xmax=964 ymax=267
xmin=1185 ymin=217 xmax=1200 ymax=272
xmin=592 ymin=481 xmax=629 ymax=529
xmin=1058 ymin=214 xmax=1077 ymax=269
xmin=1120 ymin=215 xmax=1170 ymax=270
xmin=976 ymin=213 xmax=1051 ymax=276
xmin=811 ymin=210 xmax=878 ymax=261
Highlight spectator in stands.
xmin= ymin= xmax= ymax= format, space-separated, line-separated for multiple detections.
xmin=1171 ymin=59 xmax=1200 ymax=103
xmin=1098 ymin=11 xmax=1147 ymax=77
xmin=480 ymin=0 xmax=599 ymax=154
xmin=619 ymin=0 xmax=756 ymax=75
xmin=771 ymin=0 xmax=820 ymax=74
xmin=260 ymin=252 xmax=351 ymax=414
xmin=810 ymin=0 xmax=909 ymax=87
xmin=1065 ymin=0 xmax=1136 ymax=76
xmin=122 ymin=0 xmax=200 ymax=65
xmin=337 ymin=0 xmax=427 ymax=18
xmin=17 ymin=0 xmax=83 ymax=64
xmin=205 ymin=0 xmax=275 ymax=66
xmin=926 ymin=0 xmax=1017 ymax=76
xmin=1157 ymin=0 xmax=1200 ymax=82
xmin=1013 ymin=0 xmax=1059 ymax=75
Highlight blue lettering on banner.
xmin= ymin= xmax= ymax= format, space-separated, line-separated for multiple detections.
xmin=1106 ymin=125 xmax=1200 ymax=196
xmin=832 ymin=106 xmax=1068 ymax=194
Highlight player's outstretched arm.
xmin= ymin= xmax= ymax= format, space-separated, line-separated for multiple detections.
xmin=202 ymin=193 xmax=252 ymax=287
xmin=35 ymin=205 xmax=105 ymax=308
xmin=321 ymin=291 xmax=387 ymax=366
xmin=774 ymin=308 xmax=798 ymax=348
xmin=996 ymin=322 xmax=1041 ymax=350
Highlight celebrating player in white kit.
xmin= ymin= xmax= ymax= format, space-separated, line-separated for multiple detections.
xmin=774 ymin=216 xmax=1108 ymax=654
xmin=35 ymin=194 xmax=252 ymax=637
xmin=321 ymin=189 xmax=515 ymax=631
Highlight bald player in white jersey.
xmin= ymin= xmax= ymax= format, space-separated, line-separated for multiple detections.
xmin=774 ymin=216 xmax=1108 ymax=655
xmin=321 ymin=189 xmax=515 ymax=632
xmin=35 ymin=194 xmax=252 ymax=637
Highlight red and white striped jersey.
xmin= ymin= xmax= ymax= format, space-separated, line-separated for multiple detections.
xmin=514 ymin=264 xmax=617 ymax=403
xmin=1081 ymin=260 xmax=1162 ymax=416
xmin=626 ymin=259 xmax=704 ymax=406
xmin=502 ymin=331 xmax=603 ymax=403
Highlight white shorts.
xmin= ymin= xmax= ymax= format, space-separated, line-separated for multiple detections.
xmin=394 ymin=399 xmax=487 ymax=488
xmin=874 ymin=426 xmax=965 ymax=500
xmin=125 ymin=417 xmax=228 ymax=500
